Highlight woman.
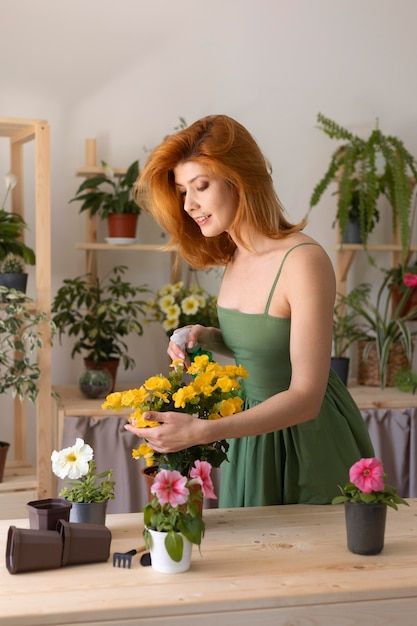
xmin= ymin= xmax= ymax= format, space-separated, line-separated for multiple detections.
xmin=126 ymin=114 xmax=374 ymax=507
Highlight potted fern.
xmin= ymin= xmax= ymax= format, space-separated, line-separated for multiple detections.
xmin=70 ymin=160 xmax=141 ymax=240
xmin=310 ymin=113 xmax=417 ymax=258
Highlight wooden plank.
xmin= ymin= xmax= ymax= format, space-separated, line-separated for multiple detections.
xmin=75 ymin=242 xmax=167 ymax=251
xmin=0 ymin=489 xmax=37 ymax=519
xmin=1 ymin=505 xmax=417 ymax=625
xmin=335 ymin=243 xmax=417 ymax=252
xmin=76 ymin=166 xmax=127 ymax=177
xmin=0 ymin=471 xmax=37 ymax=493
xmin=349 ymin=385 xmax=417 ymax=409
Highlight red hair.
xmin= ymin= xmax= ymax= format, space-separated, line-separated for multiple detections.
xmin=136 ymin=115 xmax=305 ymax=268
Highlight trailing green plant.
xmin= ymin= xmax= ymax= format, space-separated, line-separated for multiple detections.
xmin=0 ymin=173 xmax=35 ymax=265
xmin=0 ymin=287 xmax=48 ymax=402
xmin=70 ymin=159 xmax=141 ymax=218
xmin=310 ymin=113 xmax=417 ymax=259
xmin=51 ymin=265 xmax=149 ymax=369
xmin=337 ymin=274 xmax=417 ymax=388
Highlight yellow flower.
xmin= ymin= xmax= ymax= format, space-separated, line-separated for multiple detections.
xmin=129 ymin=409 xmax=160 ymax=428
xmin=144 ymin=376 xmax=171 ymax=392
xmin=172 ymin=385 xmax=198 ymax=408
xmin=208 ymin=413 xmax=222 ymax=420
xmin=181 ymin=295 xmax=200 ymax=315
xmin=158 ymin=294 xmax=175 ymax=312
xmin=170 ymin=358 xmax=185 ymax=371
xmin=101 ymin=392 xmax=122 ymax=410
xmin=120 ymin=388 xmax=148 ymax=408
xmin=165 ymin=303 xmax=181 ymax=320
xmin=187 ymin=354 xmax=210 ymax=375
xmin=163 ymin=318 xmax=179 ymax=332
xmin=224 ymin=364 xmax=248 ymax=378
xmin=216 ymin=376 xmax=235 ymax=393
xmin=220 ymin=396 xmax=243 ymax=417
xmin=132 ymin=443 xmax=155 ymax=467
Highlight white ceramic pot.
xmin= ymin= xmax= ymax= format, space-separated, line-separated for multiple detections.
xmin=148 ymin=528 xmax=192 ymax=574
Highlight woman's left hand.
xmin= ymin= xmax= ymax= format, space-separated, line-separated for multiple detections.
xmin=124 ymin=410 xmax=204 ymax=453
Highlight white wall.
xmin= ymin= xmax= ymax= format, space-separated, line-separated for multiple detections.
xmin=1 ymin=0 xmax=417 ymax=457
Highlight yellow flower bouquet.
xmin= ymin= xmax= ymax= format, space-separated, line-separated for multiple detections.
xmin=146 ymin=281 xmax=219 ymax=335
xmin=102 ymin=354 xmax=248 ymax=475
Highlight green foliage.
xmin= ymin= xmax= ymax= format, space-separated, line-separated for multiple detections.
xmin=143 ymin=488 xmax=205 ymax=562
xmin=70 ymin=159 xmax=141 ymax=218
xmin=0 ymin=210 xmax=36 ymax=265
xmin=59 ymin=459 xmax=115 ymax=503
xmin=0 ymin=287 xmax=48 ymax=401
xmin=394 ymin=368 xmax=417 ymax=394
xmin=333 ymin=285 xmax=369 ymax=357
xmin=51 ymin=265 xmax=149 ymax=369
xmin=310 ymin=113 xmax=417 ymax=259
xmin=332 ymin=481 xmax=408 ymax=510
xmin=337 ymin=275 xmax=417 ymax=388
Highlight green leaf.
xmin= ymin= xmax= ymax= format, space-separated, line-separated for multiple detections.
xmin=165 ymin=530 xmax=183 ymax=562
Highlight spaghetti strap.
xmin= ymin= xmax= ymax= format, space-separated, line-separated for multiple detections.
xmin=264 ymin=242 xmax=320 ymax=314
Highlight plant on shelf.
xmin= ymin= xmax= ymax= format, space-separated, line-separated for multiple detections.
xmin=386 ymin=257 xmax=417 ymax=319
xmin=143 ymin=463 xmax=211 ymax=569
xmin=70 ymin=159 xmax=141 ymax=239
xmin=336 ymin=275 xmax=417 ymax=388
xmin=51 ymin=265 xmax=149 ymax=386
xmin=147 ymin=280 xmax=219 ymax=335
xmin=102 ymin=354 xmax=248 ymax=476
xmin=51 ymin=438 xmax=115 ymax=503
xmin=0 ymin=254 xmax=28 ymax=293
xmin=309 ymin=113 xmax=417 ymax=256
xmin=393 ymin=368 xmax=417 ymax=394
xmin=332 ymin=457 xmax=408 ymax=555
xmin=0 ymin=172 xmax=36 ymax=269
xmin=0 ymin=286 xmax=48 ymax=402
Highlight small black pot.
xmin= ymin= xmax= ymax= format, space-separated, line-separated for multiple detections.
xmin=0 ymin=272 xmax=28 ymax=293
xmin=331 ymin=357 xmax=350 ymax=386
xmin=342 ymin=219 xmax=362 ymax=244
xmin=27 ymin=498 xmax=72 ymax=530
xmin=344 ymin=501 xmax=387 ymax=555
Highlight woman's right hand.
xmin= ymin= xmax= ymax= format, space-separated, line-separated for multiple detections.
xmin=167 ymin=324 xmax=207 ymax=362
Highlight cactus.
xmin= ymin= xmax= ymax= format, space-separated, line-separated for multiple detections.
xmin=1 ymin=255 xmax=25 ymax=274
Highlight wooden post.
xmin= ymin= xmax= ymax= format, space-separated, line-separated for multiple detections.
xmin=84 ymin=139 xmax=98 ymax=280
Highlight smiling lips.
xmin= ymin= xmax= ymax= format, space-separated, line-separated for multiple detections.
xmin=195 ymin=215 xmax=210 ymax=226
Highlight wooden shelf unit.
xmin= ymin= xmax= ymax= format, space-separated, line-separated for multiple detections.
xmin=0 ymin=117 xmax=53 ymax=506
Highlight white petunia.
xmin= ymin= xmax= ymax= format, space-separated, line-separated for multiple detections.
xmin=51 ymin=438 xmax=93 ymax=480
xmin=158 ymin=294 xmax=175 ymax=312
xmin=166 ymin=303 xmax=181 ymax=320
xmin=181 ymin=295 xmax=200 ymax=315
xmin=163 ymin=317 xmax=179 ymax=332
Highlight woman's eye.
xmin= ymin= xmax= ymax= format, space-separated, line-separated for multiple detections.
xmin=197 ymin=183 xmax=208 ymax=192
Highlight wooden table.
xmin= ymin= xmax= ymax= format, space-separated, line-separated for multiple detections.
xmin=1 ymin=503 xmax=417 ymax=626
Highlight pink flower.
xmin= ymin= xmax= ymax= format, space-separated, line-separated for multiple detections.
xmin=189 ymin=460 xmax=217 ymax=499
xmin=349 ymin=457 xmax=385 ymax=493
xmin=151 ymin=469 xmax=189 ymax=507
xmin=403 ymin=273 xmax=417 ymax=288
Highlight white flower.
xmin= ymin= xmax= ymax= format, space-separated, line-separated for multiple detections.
xmin=181 ymin=295 xmax=200 ymax=315
xmin=4 ymin=172 xmax=17 ymax=191
xmin=166 ymin=303 xmax=181 ymax=320
xmin=51 ymin=438 xmax=93 ymax=480
xmin=163 ymin=317 xmax=179 ymax=332
xmin=158 ymin=294 xmax=175 ymax=313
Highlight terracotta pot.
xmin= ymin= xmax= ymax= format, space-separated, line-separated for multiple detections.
xmin=390 ymin=284 xmax=417 ymax=320
xmin=344 ymin=501 xmax=387 ymax=555
xmin=83 ymin=357 xmax=120 ymax=392
xmin=0 ymin=441 xmax=10 ymax=483
xmin=357 ymin=340 xmax=410 ymax=387
xmin=107 ymin=213 xmax=138 ymax=239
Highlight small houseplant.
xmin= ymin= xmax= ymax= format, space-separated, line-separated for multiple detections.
xmin=0 ymin=286 xmax=49 ymax=482
xmin=51 ymin=265 xmax=149 ymax=388
xmin=386 ymin=259 xmax=417 ymax=319
xmin=0 ymin=173 xmax=36 ymax=288
xmin=70 ymin=159 xmax=141 ymax=239
xmin=332 ymin=457 xmax=408 ymax=555
xmin=336 ymin=276 xmax=417 ymax=388
xmin=0 ymin=254 xmax=28 ymax=293
xmin=51 ymin=437 xmax=115 ymax=524
xmin=147 ymin=280 xmax=219 ymax=335
xmin=309 ymin=113 xmax=417 ymax=257
xmin=143 ymin=463 xmax=210 ymax=573
xmin=102 ymin=354 xmax=247 ymax=476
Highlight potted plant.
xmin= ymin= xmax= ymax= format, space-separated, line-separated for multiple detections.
xmin=51 ymin=265 xmax=149 ymax=389
xmin=331 ymin=285 xmax=369 ymax=385
xmin=103 ymin=354 xmax=247 ymax=482
xmin=0 ymin=173 xmax=36 ymax=288
xmin=386 ymin=259 xmax=417 ymax=320
xmin=70 ymin=159 xmax=141 ymax=240
xmin=51 ymin=437 xmax=115 ymax=524
xmin=0 ymin=254 xmax=29 ymax=293
xmin=332 ymin=457 xmax=408 ymax=555
xmin=147 ymin=279 xmax=219 ymax=335
xmin=0 ymin=286 xmax=48 ymax=481
xmin=336 ymin=275 xmax=417 ymax=388
xmin=309 ymin=113 xmax=417 ymax=257
xmin=143 ymin=464 xmax=209 ymax=573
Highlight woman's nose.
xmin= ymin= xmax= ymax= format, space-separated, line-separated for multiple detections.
xmin=184 ymin=193 xmax=199 ymax=213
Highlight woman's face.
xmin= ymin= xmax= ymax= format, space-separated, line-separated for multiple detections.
xmin=174 ymin=161 xmax=237 ymax=237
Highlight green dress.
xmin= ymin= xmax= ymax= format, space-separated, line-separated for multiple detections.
xmin=217 ymin=243 xmax=374 ymax=507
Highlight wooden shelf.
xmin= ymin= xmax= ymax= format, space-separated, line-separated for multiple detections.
xmin=76 ymin=165 xmax=126 ymax=177
xmin=75 ymin=242 xmax=166 ymax=252
xmin=349 ymin=385 xmax=417 ymax=409
xmin=335 ymin=243 xmax=417 ymax=252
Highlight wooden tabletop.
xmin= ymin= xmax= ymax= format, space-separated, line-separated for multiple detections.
xmin=1 ymin=502 xmax=417 ymax=626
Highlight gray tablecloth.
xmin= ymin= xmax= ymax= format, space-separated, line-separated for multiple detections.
xmin=61 ymin=407 xmax=417 ymax=512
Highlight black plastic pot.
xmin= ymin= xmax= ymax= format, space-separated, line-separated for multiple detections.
xmin=0 ymin=272 xmax=28 ymax=293
xmin=69 ymin=500 xmax=108 ymax=525
xmin=344 ymin=501 xmax=387 ymax=555
xmin=58 ymin=519 xmax=111 ymax=565
xmin=342 ymin=219 xmax=362 ymax=244
xmin=27 ymin=498 xmax=72 ymax=530
xmin=5 ymin=526 xmax=63 ymax=574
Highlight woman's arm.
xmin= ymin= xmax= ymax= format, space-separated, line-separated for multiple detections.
xmin=126 ymin=246 xmax=335 ymax=451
